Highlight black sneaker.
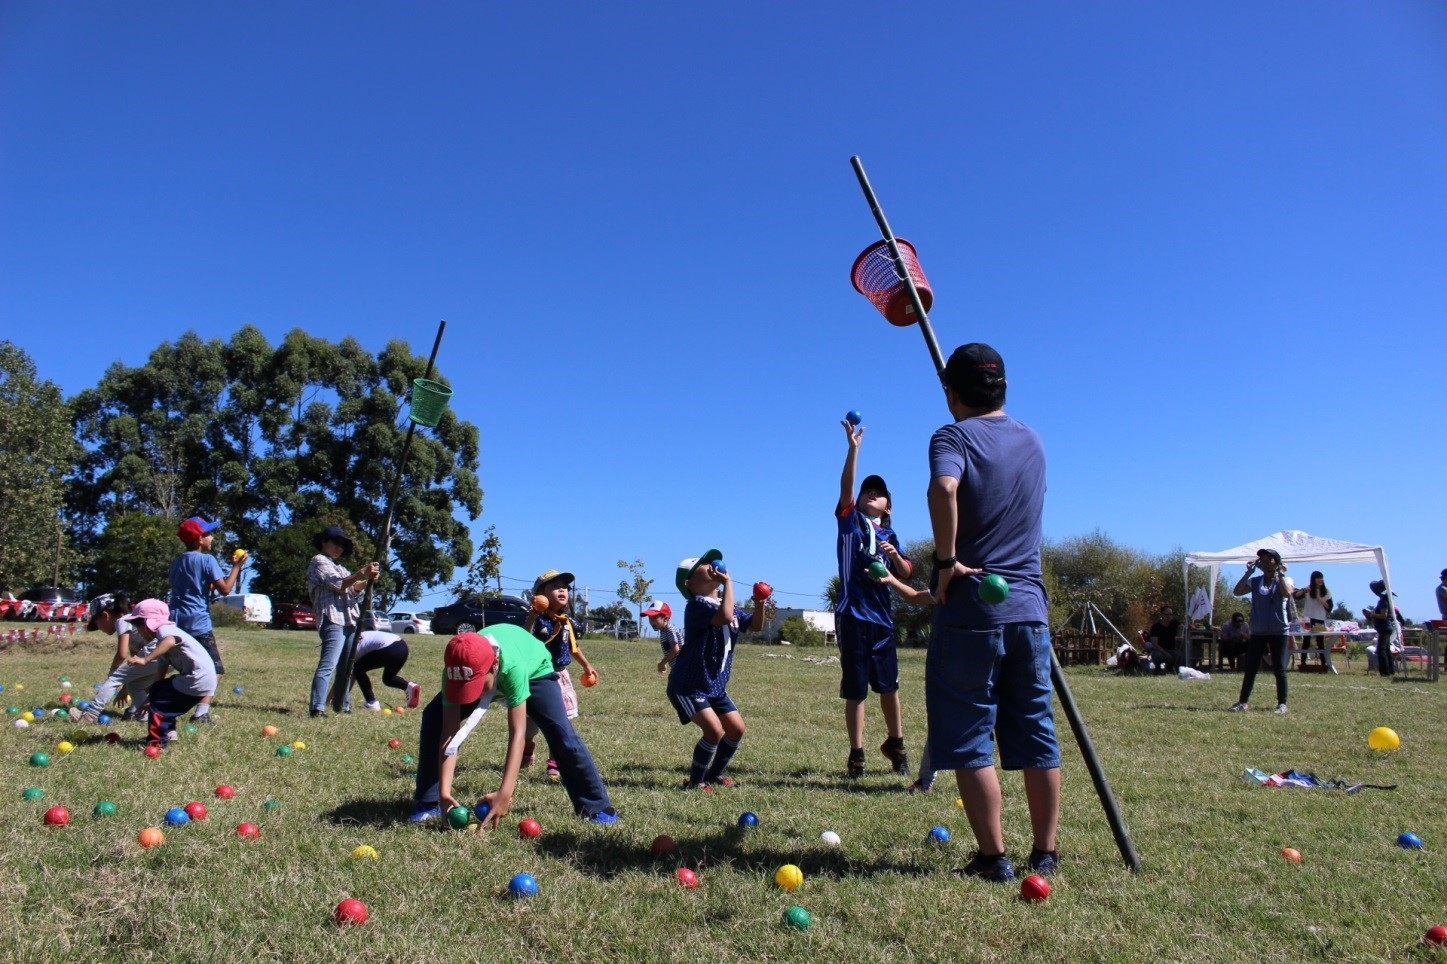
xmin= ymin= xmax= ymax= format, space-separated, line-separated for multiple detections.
xmin=880 ymin=737 xmax=910 ymax=777
xmin=191 ymin=713 xmax=216 ymax=725
xmin=309 ymin=708 xmax=326 ymax=718
xmin=847 ymin=748 xmax=866 ymax=778
xmin=1027 ymin=848 xmax=1061 ymax=876
xmin=954 ymin=852 xmax=1016 ymax=883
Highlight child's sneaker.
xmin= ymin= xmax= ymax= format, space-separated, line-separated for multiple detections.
xmin=1228 ymin=702 xmax=1248 ymax=712
xmin=908 ymin=780 xmax=935 ymax=794
xmin=545 ymin=759 xmax=560 ymax=782
xmin=364 ymin=700 xmax=382 ymax=712
xmin=191 ymin=713 xmax=216 ymax=725
xmin=711 ymin=776 xmax=736 ymax=789
xmin=880 ymin=737 xmax=910 ymax=777
xmin=954 ymin=852 xmax=1016 ymax=883
xmin=847 ymin=748 xmax=866 ymax=778
xmin=588 ymin=808 xmax=619 ymax=825
xmin=521 ymin=741 xmax=536 ymax=768
xmin=1275 ymin=704 xmax=1288 ymax=715
xmin=406 ymin=682 xmax=421 ymax=709
xmin=679 ymin=779 xmax=713 ymax=794
xmin=1027 ymin=848 xmax=1061 ymax=876
xmin=408 ymin=805 xmax=442 ymax=823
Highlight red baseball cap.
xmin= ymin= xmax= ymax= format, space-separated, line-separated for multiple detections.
xmin=178 ymin=516 xmax=222 ymax=544
xmin=641 ymin=600 xmax=671 ymax=618
xmin=443 ymin=632 xmax=497 ymax=704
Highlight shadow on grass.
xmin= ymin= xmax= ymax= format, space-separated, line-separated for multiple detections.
xmin=324 ymin=797 xmax=418 ymax=829
xmin=610 ymin=761 xmax=912 ymax=795
xmin=533 ymin=825 xmax=937 ymax=881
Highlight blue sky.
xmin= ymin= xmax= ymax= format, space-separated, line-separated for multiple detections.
xmin=3 ymin=3 xmax=1444 ymax=620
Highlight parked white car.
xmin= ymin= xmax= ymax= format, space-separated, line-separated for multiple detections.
xmin=388 ymin=610 xmax=432 ymax=635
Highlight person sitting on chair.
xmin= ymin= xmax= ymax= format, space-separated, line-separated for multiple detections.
xmin=1218 ymin=612 xmax=1250 ymax=671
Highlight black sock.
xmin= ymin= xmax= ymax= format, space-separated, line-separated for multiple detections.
xmin=703 ymin=737 xmax=740 ymax=782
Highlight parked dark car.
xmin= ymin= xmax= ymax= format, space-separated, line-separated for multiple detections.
xmin=6 ymin=586 xmax=84 ymax=621
xmin=271 ymin=603 xmax=317 ymax=631
xmin=430 ymin=594 xmax=530 ymax=636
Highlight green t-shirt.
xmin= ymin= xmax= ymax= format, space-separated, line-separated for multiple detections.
xmin=440 ymin=623 xmax=556 ymax=708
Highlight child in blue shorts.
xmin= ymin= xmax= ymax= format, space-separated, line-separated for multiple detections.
xmin=834 ymin=418 xmax=914 ymax=778
xmin=666 ymin=551 xmax=766 ymax=791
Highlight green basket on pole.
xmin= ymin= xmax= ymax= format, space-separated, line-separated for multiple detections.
xmin=408 ymin=378 xmax=453 ymax=427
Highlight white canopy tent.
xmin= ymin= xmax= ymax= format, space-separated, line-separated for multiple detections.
xmin=1183 ymin=529 xmax=1400 ymax=665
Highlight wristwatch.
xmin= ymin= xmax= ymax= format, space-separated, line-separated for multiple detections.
xmin=932 ymin=556 xmax=957 ymax=571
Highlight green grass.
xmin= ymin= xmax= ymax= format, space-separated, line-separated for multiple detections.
xmin=2 ymin=630 xmax=1445 ymax=962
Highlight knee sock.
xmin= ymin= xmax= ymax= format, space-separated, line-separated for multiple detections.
xmin=704 ymin=737 xmax=740 ymax=782
xmin=689 ymin=739 xmax=718 ymax=785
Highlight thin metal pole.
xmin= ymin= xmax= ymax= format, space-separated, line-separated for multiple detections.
xmin=850 ymin=156 xmax=1141 ymax=873
xmin=330 ymin=320 xmax=448 ymax=712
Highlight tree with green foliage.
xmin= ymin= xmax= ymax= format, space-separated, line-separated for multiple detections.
xmin=249 ymin=517 xmax=377 ymax=606
xmin=616 ymin=558 xmax=653 ymax=627
xmin=451 ymin=525 xmax=503 ymax=600
xmin=0 ymin=342 xmax=80 ymax=592
xmin=68 ymin=326 xmax=482 ymax=599
xmin=83 ymin=512 xmax=177 ymax=601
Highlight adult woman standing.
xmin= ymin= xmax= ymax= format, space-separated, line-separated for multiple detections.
xmin=1292 ymin=571 xmax=1333 ymax=669
xmin=1229 ymin=548 xmax=1294 ymax=715
xmin=306 ymin=525 xmax=379 ymax=717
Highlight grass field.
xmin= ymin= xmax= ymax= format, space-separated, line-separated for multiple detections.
xmin=1 ymin=628 xmax=1444 ymax=963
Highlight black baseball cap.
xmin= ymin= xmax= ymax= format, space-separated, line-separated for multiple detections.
xmin=859 ymin=474 xmax=890 ymax=504
xmin=1256 ymin=548 xmax=1282 ymax=564
xmin=944 ymin=343 xmax=1005 ymax=387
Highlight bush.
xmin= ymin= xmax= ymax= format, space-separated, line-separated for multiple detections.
xmin=209 ymin=602 xmax=250 ymax=630
xmin=778 ymin=615 xmax=824 ymax=648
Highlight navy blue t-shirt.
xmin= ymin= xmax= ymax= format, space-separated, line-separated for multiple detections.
xmin=667 ymin=597 xmax=757 ymax=699
xmin=531 ymin=614 xmax=578 ymax=669
xmin=835 ymin=502 xmax=907 ymax=628
xmin=928 ymin=414 xmax=1048 ymax=628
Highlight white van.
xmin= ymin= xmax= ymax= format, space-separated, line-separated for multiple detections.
xmin=217 ymin=593 xmax=273 ymax=626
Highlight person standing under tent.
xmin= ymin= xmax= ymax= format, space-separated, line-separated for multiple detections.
xmin=1291 ymin=571 xmax=1333 ymax=669
xmin=1363 ymin=580 xmax=1403 ymax=677
xmin=1229 ymin=548 xmax=1294 ymax=714
xmin=1436 ymin=569 xmax=1447 ymax=621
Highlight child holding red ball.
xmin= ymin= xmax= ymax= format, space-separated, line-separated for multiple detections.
xmin=523 ymin=569 xmax=596 ymax=781
xmin=666 ymin=551 xmax=768 ymax=791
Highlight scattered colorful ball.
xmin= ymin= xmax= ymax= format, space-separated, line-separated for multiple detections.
xmin=821 ymin=830 xmax=841 ymax=846
xmin=1020 ymin=874 xmax=1051 ymax=903
xmin=783 ymin=906 xmax=812 ymax=930
xmin=1368 ymin=727 xmax=1400 ymax=751
xmin=94 ymin=801 xmax=118 ymax=817
xmin=387 ymin=739 xmax=402 ymax=749
xmin=928 ymin=825 xmax=952 ymax=844
xmin=165 ymin=807 xmax=191 ymax=826
xmin=447 ymin=806 xmax=472 ymax=830
xmin=774 ymin=864 xmax=804 ymax=890
xmin=351 ymin=845 xmax=379 ymax=861
xmin=22 ymin=787 xmax=45 ymax=801
xmin=675 ymin=867 xmax=699 ymax=888
xmin=1282 ymin=847 xmax=1302 ymax=863
xmin=144 ymin=745 xmax=162 ymax=759
xmin=43 ymin=806 xmax=70 ymax=827
xmin=56 ymin=741 xmax=74 ymax=754
xmin=236 ymin=822 xmax=262 ymax=839
xmin=738 ymin=812 xmax=759 ymax=827
xmin=508 ymin=873 xmax=539 ymax=898
xmin=651 ymin=834 xmax=677 ymax=857
xmin=518 ymin=818 xmax=542 ymax=839
xmin=215 ymin=784 xmax=235 ymax=799
xmin=29 ymin=752 xmax=50 ymax=767
xmin=1425 ymin=926 xmax=1447 ymax=947
xmin=334 ymin=898 xmax=368 ymax=925
xmin=138 ymin=827 xmax=165 ymax=848
xmin=1397 ymin=832 xmax=1424 ymax=850
xmin=184 ymin=802 xmax=208 ymax=820
xmin=261 ymin=725 xmax=279 ymax=737
xmin=276 ymin=745 xmax=293 ymax=757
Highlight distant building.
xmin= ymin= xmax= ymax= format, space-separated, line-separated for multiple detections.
xmin=770 ymin=608 xmax=836 ymax=645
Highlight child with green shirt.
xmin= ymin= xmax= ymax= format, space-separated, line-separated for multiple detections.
xmin=409 ymin=625 xmax=617 ymax=825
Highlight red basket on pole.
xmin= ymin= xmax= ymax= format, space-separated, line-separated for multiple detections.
xmin=850 ymin=238 xmax=933 ymax=327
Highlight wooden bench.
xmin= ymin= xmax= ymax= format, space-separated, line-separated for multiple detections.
xmin=1052 ymin=632 xmax=1111 ymax=666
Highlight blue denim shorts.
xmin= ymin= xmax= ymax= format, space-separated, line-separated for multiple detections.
xmin=925 ymin=622 xmax=1060 ymax=771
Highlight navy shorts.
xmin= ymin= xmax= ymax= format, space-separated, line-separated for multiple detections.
xmin=836 ymin=612 xmax=899 ymax=700
xmin=668 ymin=690 xmax=738 ymax=726
xmin=192 ymin=630 xmax=225 ymax=676
xmin=925 ymin=622 xmax=1059 ymax=771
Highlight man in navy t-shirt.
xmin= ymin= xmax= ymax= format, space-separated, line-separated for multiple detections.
xmin=834 ymin=419 xmax=913 ymax=779
xmin=926 ymin=343 xmax=1059 ymax=884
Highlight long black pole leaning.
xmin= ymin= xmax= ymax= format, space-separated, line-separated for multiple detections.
xmin=850 ymin=156 xmax=1142 ymax=874
xmin=330 ymin=319 xmax=448 ymax=713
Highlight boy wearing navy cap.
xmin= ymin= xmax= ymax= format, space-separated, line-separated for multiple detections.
xmin=835 ymin=419 xmax=913 ymax=778
xmin=666 ymin=551 xmax=767 ymax=791
xmin=411 ymin=625 xmax=617 ymax=825
xmin=168 ymin=516 xmax=241 ymax=722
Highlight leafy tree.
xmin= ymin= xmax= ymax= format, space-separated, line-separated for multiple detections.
xmin=1330 ymin=601 xmax=1354 ymax=621
xmin=451 ymin=525 xmax=503 ymax=599
xmin=68 ymin=326 xmax=482 ymax=598
xmin=83 ymin=512 xmax=176 ymax=601
xmin=616 ymin=558 xmax=653 ymax=627
xmin=586 ymin=602 xmax=632 ymax=627
xmin=0 ymin=342 xmax=80 ymax=591
xmin=778 ymin=615 xmax=824 ymax=647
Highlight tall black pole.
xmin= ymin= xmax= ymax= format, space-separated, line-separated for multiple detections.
xmin=330 ymin=320 xmax=448 ymax=712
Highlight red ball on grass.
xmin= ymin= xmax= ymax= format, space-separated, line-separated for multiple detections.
xmin=518 ymin=818 xmax=542 ymax=839
xmin=334 ymin=898 xmax=368 ymax=926
xmin=1020 ymin=874 xmax=1051 ymax=903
